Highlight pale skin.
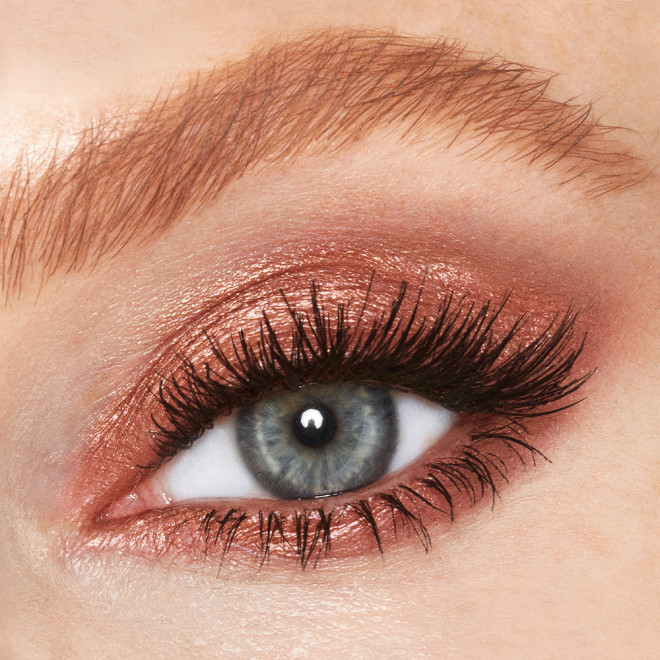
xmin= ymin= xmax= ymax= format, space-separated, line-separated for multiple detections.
xmin=0 ymin=1 xmax=659 ymax=658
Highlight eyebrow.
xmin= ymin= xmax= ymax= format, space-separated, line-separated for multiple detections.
xmin=0 ymin=30 xmax=650 ymax=297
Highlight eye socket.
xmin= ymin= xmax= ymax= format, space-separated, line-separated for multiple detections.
xmin=140 ymin=383 xmax=455 ymax=504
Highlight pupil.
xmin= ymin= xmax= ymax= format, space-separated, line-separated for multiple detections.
xmin=292 ymin=403 xmax=337 ymax=448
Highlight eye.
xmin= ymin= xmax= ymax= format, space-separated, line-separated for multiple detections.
xmin=82 ymin=280 xmax=592 ymax=568
xmin=142 ymin=384 xmax=455 ymax=503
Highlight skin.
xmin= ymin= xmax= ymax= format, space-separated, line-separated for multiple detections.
xmin=0 ymin=1 xmax=658 ymax=658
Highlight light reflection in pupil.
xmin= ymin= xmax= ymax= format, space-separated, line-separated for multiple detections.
xmin=301 ymin=408 xmax=324 ymax=429
xmin=293 ymin=404 xmax=336 ymax=448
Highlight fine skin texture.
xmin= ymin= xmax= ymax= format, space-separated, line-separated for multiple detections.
xmin=0 ymin=2 xmax=658 ymax=659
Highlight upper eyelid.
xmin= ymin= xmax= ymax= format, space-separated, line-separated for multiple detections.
xmin=146 ymin=282 xmax=591 ymax=467
xmin=0 ymin=30 xmax=650 ymax=299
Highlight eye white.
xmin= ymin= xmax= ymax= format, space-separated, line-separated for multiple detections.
xmin=156 ymin=391 xmax=456 ymax=503
xmin=386 ymin=392 xmax=455 ymax=472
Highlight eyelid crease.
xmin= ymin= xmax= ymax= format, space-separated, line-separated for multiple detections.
xmin=0 ymin=30 xmax=650 ymax=298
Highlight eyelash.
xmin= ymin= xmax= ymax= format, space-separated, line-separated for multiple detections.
xmin=122 ymin=279 xmax=591 ymax=568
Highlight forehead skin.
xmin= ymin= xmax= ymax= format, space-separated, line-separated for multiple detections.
xmin=0 ymin=2 xmax=658 ymax=659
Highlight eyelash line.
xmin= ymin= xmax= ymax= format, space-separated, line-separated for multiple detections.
xmin=119 ymin=279 xmax=592 ymax=569
xmin=150 ymin=279 xmax=590 ymax=461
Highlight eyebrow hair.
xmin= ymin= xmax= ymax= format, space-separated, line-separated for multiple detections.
xmin=0 ymin=30 xmax=650 ymax=297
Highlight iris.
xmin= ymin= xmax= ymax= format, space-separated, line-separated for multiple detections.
xmin=236 ymin=383 xmax=397 ymax=498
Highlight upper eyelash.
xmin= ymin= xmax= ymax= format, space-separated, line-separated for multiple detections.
xmin=148 ymin=279 xmax=592 ymax=466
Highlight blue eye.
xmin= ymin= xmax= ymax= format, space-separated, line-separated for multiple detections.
xmin=237 ymin=383 xmax=398 ymax=498
xmin=100 ymin=281 xmax=590 ymax=566
xmin=152 ymin=383 xmax=455 ymax=502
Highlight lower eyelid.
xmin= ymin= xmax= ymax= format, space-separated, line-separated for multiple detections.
xmin=75 ymin=413 xmax=547 ymax=568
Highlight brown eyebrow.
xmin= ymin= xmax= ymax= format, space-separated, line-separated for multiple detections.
xmin=0 ymin=30 xmax=651 ymax=297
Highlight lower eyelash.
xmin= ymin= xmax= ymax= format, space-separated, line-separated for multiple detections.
xmin=119 ymin=421 xmax=542 ymax=569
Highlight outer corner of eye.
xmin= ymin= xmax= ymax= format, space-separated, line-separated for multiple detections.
xmin=388 ymin=390 xmax=456 ymax=472
xmin=108 ymin=384 xmax=457 ymax=516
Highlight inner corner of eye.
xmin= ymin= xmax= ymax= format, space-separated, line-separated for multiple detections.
xmin=136 ymin=385 xmax=457 ymax=510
